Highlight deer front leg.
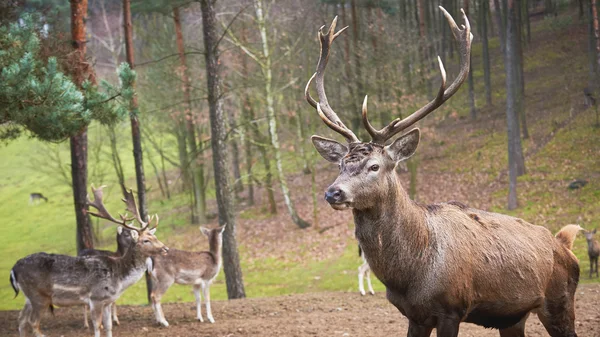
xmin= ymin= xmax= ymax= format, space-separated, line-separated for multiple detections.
xmin=366 ymin=269 xmax=375 ymax=295
xmin=102 ymin=304 xmax=113 ymax=337
xmin=436 ymin=317 xmax=460 ymax=337
xmin=83 ymin=305 xmax=90 ymax=328
xmin=111 ymin=303 xmax=119 ymax=326
xmin=201 ymin=283 xmax=214 ymax=323
xmin=89 ymin=302 xmax=104 ymax=337
xmin=151 ymin=290 xmax=169 ymax=327
xmin=193 ymin=285 xmax=204 ymax=322
xmin=407 ymin=320 xmax=433 ymax=337
xmin=358 ymin=264 xmax=366 ymax=296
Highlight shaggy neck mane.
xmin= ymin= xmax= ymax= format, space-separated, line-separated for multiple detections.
xmin=352 ymin=169 xmax=430 ymax=290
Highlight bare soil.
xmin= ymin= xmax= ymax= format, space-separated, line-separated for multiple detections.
xmin=2 ymin=284 xmax=599 ymax=337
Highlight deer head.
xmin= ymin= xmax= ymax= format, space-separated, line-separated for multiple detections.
xmin=86 ymin=185 xmax=169 ymax=256
xmin=305 ymin=7 xmax=472 ymax=211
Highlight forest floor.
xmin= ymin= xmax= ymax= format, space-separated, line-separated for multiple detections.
xmin=1 ymin=284 xmax=599 ymax=337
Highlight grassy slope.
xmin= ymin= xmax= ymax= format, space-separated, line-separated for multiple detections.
xmin=1 ymin=11 xmax=598 ymax=311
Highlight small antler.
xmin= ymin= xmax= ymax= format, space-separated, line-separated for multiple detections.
xmin=305 ymin=16 xmax=359 ymax=143
xmin=363 ymin=7 xmax=472 ymax=144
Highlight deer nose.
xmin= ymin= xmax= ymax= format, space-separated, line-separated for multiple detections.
xmin=325 ymin=188 xmax=344 ymax=204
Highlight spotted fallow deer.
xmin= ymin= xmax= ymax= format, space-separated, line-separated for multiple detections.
xmin=150 ymin=225 xmax=225 ymax=327
xmin=305 ymin=8 xmax=580 ymax=337
xmin=78 ymin=226 xmax=136 ymax=328
xmin=10 ymin=185 xmax=168 ymax=337
xmin=583 ymin=228 xmax=599 ymax=278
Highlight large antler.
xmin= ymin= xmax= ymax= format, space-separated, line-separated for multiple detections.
xmin=363 ymin=7 xmax=472 ymax=144
xmin=305 ymin=16 xmax=359 ymax=143
xmin=122 ymin=189 xmax=148 ymax=231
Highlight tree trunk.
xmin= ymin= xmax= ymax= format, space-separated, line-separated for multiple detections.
xmin=465 ymin=0 xmax=477 ymax=119
xmin=516 ymin=0 xmax=529 ymax=140
xmin=589 ymin=0 xmax=597 ymax=80
xmin=123 ymin=0 xmax=151 ymax=303
xmin=493 ymin=0 xmax=506 ymax=54
xmin=108 ymin=126 xmax=127 ymax=197
xmin=70 ymin=0 xmax=94 ymax=253
xmin=173 ymin=6 xmax=205 ymax=224
xmin=592 ymin=0 xmax=600 ymax=70
xmin=481 ymin=0 xmax=493 ymax=106
xmin=199 ymin=0 xmax=246 ymax=299
xmin=254 ymin=0 xmax=310 ymax=229
xmin=228 ymin=107 xmax=244 ymax=196
xmin=505 ymin=0 xmax=524 ymax=210
xmin=350 ymin=0 xmax=363 ymax=131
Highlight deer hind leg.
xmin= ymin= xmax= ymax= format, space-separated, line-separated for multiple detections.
xmin=89 ymin=301 xmax=104 ymax=337
xmin=83 ymin=304 xmax=90 ymax=329
xmin=18 ymin=299 xmax=32 ymax=337
xmin=499 ymin=313 xmax=529 ymax=337
xmin=201 ymin=282 xmax=214 ymax=323
xmin=28 ymin=301 xmax=47 ymax=337
xmin=193 ymin=285 xmax=204 ymax=322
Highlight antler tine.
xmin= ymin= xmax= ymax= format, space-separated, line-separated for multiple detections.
xmin=122 ymin=189 xmax=147 ymax=230
xmin=363 ymin=6 xmax=472 ymax=145
xmin=305 ymin=16 xmax=359 ymax=143
xmin=86 ymin=185 xmax=130 ymax=226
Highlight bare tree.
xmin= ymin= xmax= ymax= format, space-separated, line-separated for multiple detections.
xmin=199 ymin=0 xmax=246 ymax=299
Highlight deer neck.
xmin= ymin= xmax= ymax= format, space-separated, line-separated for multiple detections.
xmin=352 ymin=171 xmax=430 ymax=289
xmin=115 ymin=243 xmax=147 ymax=281
xmin=208 ymin=234 xmax=223 ymax=265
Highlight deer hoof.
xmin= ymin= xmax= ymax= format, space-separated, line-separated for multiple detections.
xmin=208 ymin=316 xmax=215 ymax=324
xmin=359 ymin=290 xmax=366 ymax=296
xmin=197 ymin=316 xmax=204 ymax=323
xmin=369 ymin=290 xmax=375 ymax=295
xmin=159 ymin=320 xmax=169 ymax=328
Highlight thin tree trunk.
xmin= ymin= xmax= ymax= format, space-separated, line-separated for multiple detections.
xmin=160 ymin=143 xmax=170 ymax=199
xmin=173 ymin=7 xmax=205 ymax=224
xmin=516 ymin=0 xmax=529 ymax=140
xmin=589 ymin=1 xmax=597 ymax=80
xmin=254 ymin=0 xmax=310 ymax=229
xmin=176 ymin=123 xmax=189 ymax=189
xmin=524 ymin=0 xmax=531 ymax=43
xmin=494 ymin=0 xmax=506 ymax=54
xmin=481 ymin=0 xmax=493 ymax=106
xmin=505 ymin=0 xmax=524 ymax=210
xmin=592 ymin=0 xmax=600 ymax=70
xmin=108 ymin=127 xmax=127 ymax=196
xmin=465 ymin=0 xmax=477 ymax=119
xmin=350 ymin=0 xmax=363 ymax=131
xmin=228 ymin=107 xmax=244 ymax=196
xmin=70 ymin=0 xmax=94 ymax=252
xmin=199 ymin=0 xmax=246 ymax=299
xmin=123 ymin=0 xmax=151 ymax=304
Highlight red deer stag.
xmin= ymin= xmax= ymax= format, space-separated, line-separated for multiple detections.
xmin=10 ymin=185 xmax=168 ymax=337
xmin=305 ymin=8 xmax=580 ymax=337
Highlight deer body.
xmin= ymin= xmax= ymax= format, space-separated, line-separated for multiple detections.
xmin=305 ymin=9 xmax=580 ymax=336
xmin=150 ymin=226 xmax=224 ymax=326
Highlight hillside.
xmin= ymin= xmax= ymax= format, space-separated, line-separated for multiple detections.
xmin=1 ymin=7 xmax=599 ymax=314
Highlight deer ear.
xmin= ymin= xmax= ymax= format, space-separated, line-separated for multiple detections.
xmin=200 ymin=227 xmax=210 ymax=236
xmin=312 ymin=135 xmax=348 ymax=163
xmin=385 ymin=128 xmax=420 ymax=162
xmin=131 ymin=230 xmax=139 ymax=242
xmin=149 ymin=228 xmax=157 ymax=235
xmin=117 ymin=226 xmax=123 ymax=235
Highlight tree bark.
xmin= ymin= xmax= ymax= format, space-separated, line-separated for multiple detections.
xmin=228 ymin=107 xmax=244 ymax=196
xmin=174 ymin=6 xmax=206 ymax=224
xmin=505 ymin=0 xmax=524 ymax=210
xmin=350 ymin=0 xmax=363 ymax=131
xmin=70 ymin=0 xmax=94 ymax=253
xmin=493 ymin=0 xmax=506 ymax=55
xmin=592 ymin=0 xmax=600 ymax=70
xmin=481 ymin=0 xmax=493 ymax=106
xmin=254 ymin=0 xmax=310 ymax=229
xmin=123 ymin=0 xmax=151 ymax=303
xmin=199 ymin=0 xmax=246 ymax=299
xmin=465 ymin=0 xmax=477 ymax=119
xmin=516 ymin=0 xmax=529 ymax=140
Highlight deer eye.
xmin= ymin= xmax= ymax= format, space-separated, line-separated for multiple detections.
xmin=143 ymin=240 xmax=150 ymax=244
xmin=369 ymin=164 xmax=379 ymax=172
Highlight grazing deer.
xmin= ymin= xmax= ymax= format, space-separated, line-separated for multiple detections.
xmin=28 ymin=193 xmax=48 ymax=205
xmin=150 ymin=226 xmax=225 ymax=327
xmin=583 ymin=228 xmax=599 ymax=278
xmin=10 ymin=185 xmax=168 ymax=337
xmin=358 ymin=245 xmax=375 ymax=296
xmin=78 ymin=226 xmax=136 ymax=328
xmin=305 ymin=9 xmax=580 ymax=337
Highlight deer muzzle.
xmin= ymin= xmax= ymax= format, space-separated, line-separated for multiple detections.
xmin=325 ymin=186 xmax=351 ymax=210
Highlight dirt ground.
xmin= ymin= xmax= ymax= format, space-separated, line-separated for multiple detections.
xmin=2 ymin=284 xmax=599 ymax=337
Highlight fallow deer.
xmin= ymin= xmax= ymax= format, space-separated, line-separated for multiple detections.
xmin=78 ymin=226 xmax=136 ymax=328
xmin=28 ymin=193 xmax=48 ymax=205
xmin=149 ymin=225 xmax=225 ymax=327
xmin=10 ymin=185 xmax=168 ymax=337
xmin=305 ymin=9 xmax=580 ymax=337
xmin=358 ymin=245 xmax=375 ymax=296
xmin=583 ymin=228 xmax=599 ymax=278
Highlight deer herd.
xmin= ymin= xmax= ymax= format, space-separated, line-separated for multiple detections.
xmin=7 ymin=6 xmax=597 ymax=337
